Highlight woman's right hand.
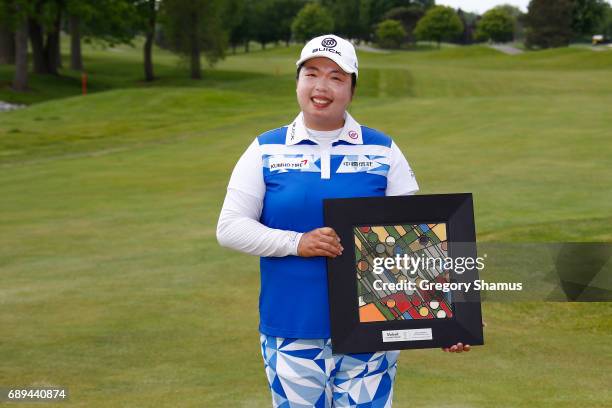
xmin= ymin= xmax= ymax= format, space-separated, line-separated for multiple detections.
xmin=297 ymin=227 xmax=343 ymax=258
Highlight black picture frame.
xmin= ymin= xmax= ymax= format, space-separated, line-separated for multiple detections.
xmin=323 ymin=193 xmax=484 ymax=354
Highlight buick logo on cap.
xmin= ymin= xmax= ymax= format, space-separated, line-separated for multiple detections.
xmin=321 ymin=37 xmax=337 ymax=48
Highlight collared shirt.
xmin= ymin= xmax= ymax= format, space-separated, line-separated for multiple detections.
xmin=286 ymin=111 xmax=364 ymax=146
xmin=286 ymin=111 xmax=362 ymax=179
xmin=223 ymin=111 xmax=419 ymax=338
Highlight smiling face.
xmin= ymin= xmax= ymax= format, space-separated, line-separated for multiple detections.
xmin=296 ymin=57 xmax=353 ymax=131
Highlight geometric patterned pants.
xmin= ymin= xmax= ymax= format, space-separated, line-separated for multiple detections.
xmin=260 ymin=334 xmax=399 ymax=407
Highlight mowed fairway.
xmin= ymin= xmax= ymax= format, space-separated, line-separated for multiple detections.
xmin=1 ymin=43 xmax=611 ymax=407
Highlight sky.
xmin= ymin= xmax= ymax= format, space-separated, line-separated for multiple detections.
xmin=435 ymin=0 xmax=530 ymax=14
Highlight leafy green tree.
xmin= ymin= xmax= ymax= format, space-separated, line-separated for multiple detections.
xmin=66 ymin=1 xmax=153 ymax=78
xmin=524 ymin=0 xmax=574 ymax=48
xmin=571 ymin=0 xmax=608 ymax=39
xmin=366 ymin=0 xmax=432 ymax=28
xmin=21 ymin=0 xmax=141 ymax=75
xmin=227 ymin=0 xmax=305 ymax=53
xmin=160 ymin=0 xmax=226 ymax=79
xmin=320 ymin=0 xmax=428 ymax=41
xmin=375 ymin=19 xmax=406 ymax=48
xmin=596 ymin=3 xmax=612 ymax=37
xmin=321 ymin=0 xmax=363 ymax=40
xmin=252 ymin=0 xmax=277 ymax=49
xmin=414 ymin=5 xmax=464 ymax=48
xmin=475 ymin=8 xmax=515 ymax=42
xmin=3 ymin=0 xmax=157 ymax=80
xmin=291 ymin=2 xmax=334 ymax=43
xmin=383 ymin=5 xmax=425 ymax=43
xmin=79 ymin=1 xmax=140 ymax=46
xmin=357 ymin=0 xmax=375 ymax=42
xmin=227 ymin=0 xmax=254 ymax=52
xmin=274 ymin=0 xmax=305 ymax=46
xmin=492 ymin=4 xmax=525 ymax=40
xmin=225 ymin=0 xmax=246 ymax=54
xmin=494 ymin=4 xmax=524 ymax=18
xmin=357 ymin=0 xmax=431 ymax=42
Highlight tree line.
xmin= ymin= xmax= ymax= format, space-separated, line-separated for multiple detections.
xmin=376 ymin=0 xmax=611 ymax=49
xmin=1 ymin=0 xmax=611 ymax=93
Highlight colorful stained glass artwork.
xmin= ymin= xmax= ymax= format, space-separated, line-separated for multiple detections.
xmin=354 ymin=224 xmax=453 ymax=323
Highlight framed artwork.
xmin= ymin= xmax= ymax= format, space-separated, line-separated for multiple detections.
xmin=324 ymin=194 xmax=484 ymax=353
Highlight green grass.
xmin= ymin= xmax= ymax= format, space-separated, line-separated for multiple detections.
xmin=1 ymin=42 xmax=611 ymax=407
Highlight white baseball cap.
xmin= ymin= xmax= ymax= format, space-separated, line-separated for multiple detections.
xmin=296 ymin=34 xmax=359 ymax=78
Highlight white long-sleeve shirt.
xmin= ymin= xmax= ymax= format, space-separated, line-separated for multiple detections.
xmin=217 ymin=125 xmax=418 ymax=257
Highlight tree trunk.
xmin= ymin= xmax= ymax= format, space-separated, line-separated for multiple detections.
xmin=56 ymin=25 xmax=62 ymax=68
xmin=13 ymin=18 xmax=28 ymax=91
xmin=143 ymin=33 xmax=154 ymax=81
xmin=245 ymin=41 xmax=249 ymax=53
xmin=143 ymin=0 xmax=156 ymax=81
xmin=29 ymin=1 xmax=62 ymax=75
xmin=69 ymin=14 xmax=82 ymax=70
xmin=29 ymin=18 xmax=48 ymax=74
xmin=46 ymin=3 xmax=62 ymax=74
xmin=45 ymin=30 xmax=60 ymax=74
xmin=261 ymin=42 xmax=266 ymax=50
xmin=190 ymin=40 xmax=201 ymax=79
xmin=0 ymin=26 xmax=16 ymax=64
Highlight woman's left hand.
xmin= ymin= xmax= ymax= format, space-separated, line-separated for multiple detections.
xmin=442 ymin=343 xmax=470 ymax=353
xmin=443 ymin=321 xmax=485 ymax=352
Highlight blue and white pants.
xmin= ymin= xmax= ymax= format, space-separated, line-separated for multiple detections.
xmin=260 ymin=333 xmax=399 ymax=407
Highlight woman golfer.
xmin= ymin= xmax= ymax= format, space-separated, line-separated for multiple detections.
xmin=217 ymin=34 xmax=469 ymax=407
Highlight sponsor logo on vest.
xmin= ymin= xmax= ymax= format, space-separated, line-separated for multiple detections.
xmin=342 ymin=160 xmax=373 ymax=168
xmin=269 ymin=156 xmax=310 ymax=171
xmin=321 ymin=37 xmax=337 ymax=48
xmin=336 ymin=155 xmax=386 ymax=174
xmin=348 ymin=130 xmax=358 ymax=139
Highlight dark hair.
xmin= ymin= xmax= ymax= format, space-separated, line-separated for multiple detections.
xmin=296 ymin=63 xmax=357 ymax=94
